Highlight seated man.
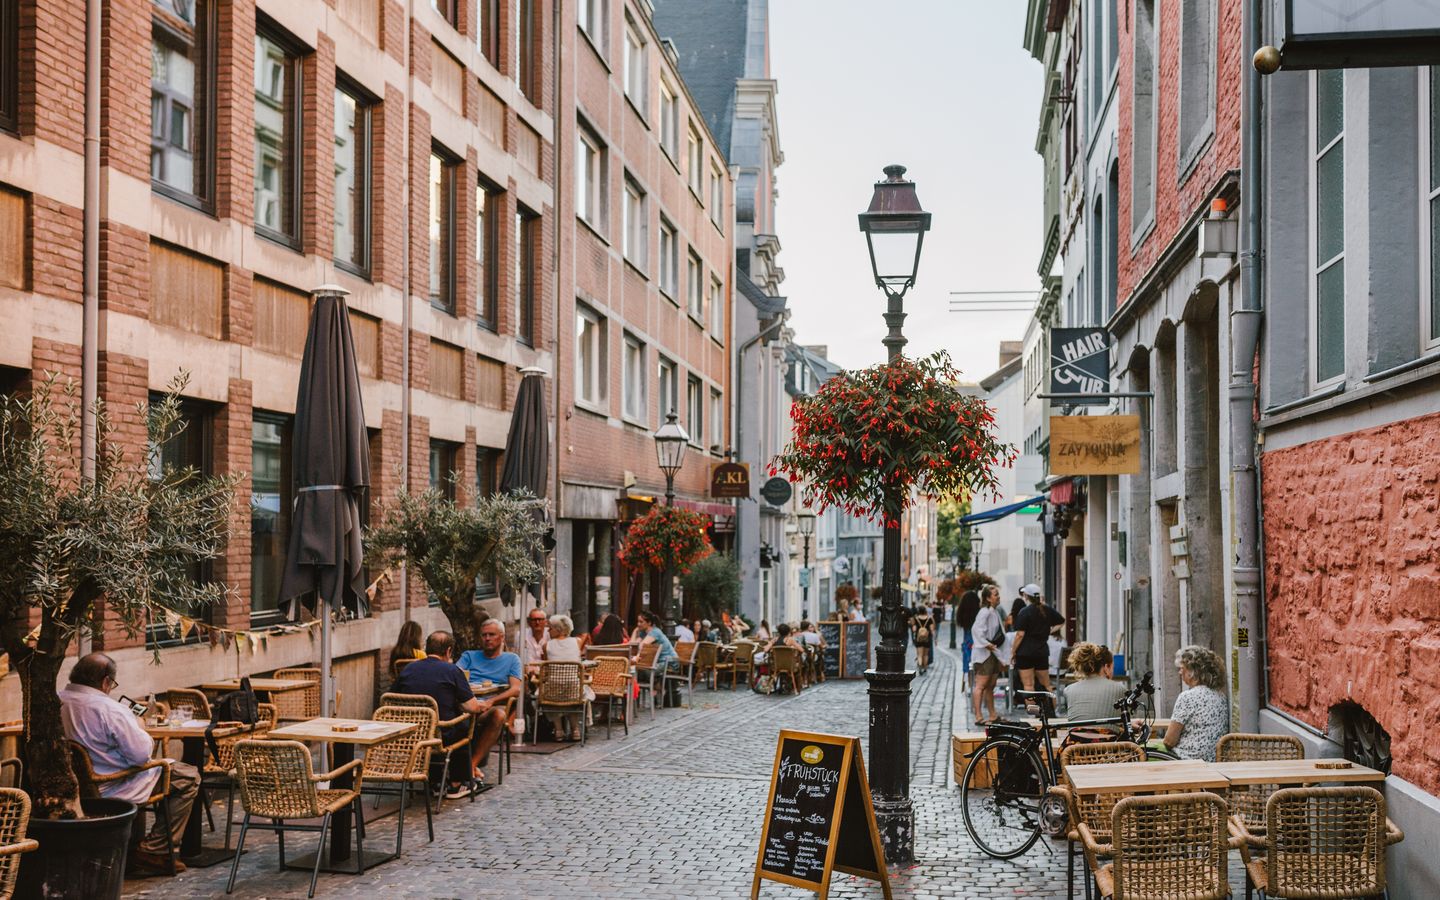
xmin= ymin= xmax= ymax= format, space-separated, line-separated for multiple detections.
xmin=453 ymin=621 xmax=522 ymax=782
xmin=395 ymin=630 xmax=505 ymax=799
xmin=60 ymin=653 xmax=198 ymax=874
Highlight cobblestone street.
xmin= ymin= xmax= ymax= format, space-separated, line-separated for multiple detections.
xmin=128 ymin=647 xmax=1093 ymax=899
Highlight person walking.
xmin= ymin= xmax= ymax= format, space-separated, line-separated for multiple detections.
xmin=969 ymin=585 xmax=1006 ymax=725
xmin=1011 ymin=584 xmax=1065 ymax=704
xmin=956 ymin=589 xmax=982 ymax=688
xmin=910 ymin=607 xmax=936 ymax=674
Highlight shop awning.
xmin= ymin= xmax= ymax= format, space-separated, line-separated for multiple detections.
xmin=674 ymin=498 xmax=738 ymax=519
xmin=960 ymin=493 xmax=1047 ymax=525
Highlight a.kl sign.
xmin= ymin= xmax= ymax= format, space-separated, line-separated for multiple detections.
xmin=711 ymin=461 xmax=751 ymax=499
xmin=1048 ymin=327 xmax=1110 ymax=403
xmin=1050 ymin=415 xmax=1141 ymax=476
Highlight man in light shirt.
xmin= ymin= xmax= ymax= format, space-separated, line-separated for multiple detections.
xmin=60 ymin=653 xmax=198 ymax=874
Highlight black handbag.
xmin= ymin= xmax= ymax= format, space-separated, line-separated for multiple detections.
xmin=206 ymin=676 xmax=259 ymax=764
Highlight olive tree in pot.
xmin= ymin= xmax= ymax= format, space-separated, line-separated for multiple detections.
xmin=678 ymin=552 xmax=739 ymax=622
xmin=0 ymin=377 xmax=238 ymax=894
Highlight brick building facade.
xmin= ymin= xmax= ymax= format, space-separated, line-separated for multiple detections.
xmin=0 ymin=0 xmax=556 ymax=707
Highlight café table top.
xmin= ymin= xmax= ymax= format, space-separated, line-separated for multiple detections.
xmin=268 ymin=718 xmax=417 ymax=746
xmin=145 ymin=720 xmax=252 ymax=739
xmin=1065 ymin=759 xmax=1228 ymax=795
xmin=471 ymin=682 xmax=502 ymax=696
xmin=1213 ymin=758 xmax=1386 ymax=786
xmin=199 ymin=678 xmax=312 ymax=693
xmin=0 ymin=721 xmax=22 ymax=736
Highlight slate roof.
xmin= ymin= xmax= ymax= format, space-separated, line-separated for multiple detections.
xmin=736 ymin=271 xmax=786 ymax=317
xmin=651 ymin=0 xmax=749 ymax=157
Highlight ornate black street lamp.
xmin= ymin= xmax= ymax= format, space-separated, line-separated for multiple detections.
xmin=797 ymin=511 xmax=816 ymax=617
xmin=857 ymin=163 xmax=930 ymax=864
xmin=654 ymin=412 xmax=689 ymax=640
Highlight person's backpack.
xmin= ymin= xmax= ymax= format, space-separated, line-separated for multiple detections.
xmin=915 ymin=618 xmax=931 ymax=642
xmin=206 ymin=675 xmax=259 ymax=764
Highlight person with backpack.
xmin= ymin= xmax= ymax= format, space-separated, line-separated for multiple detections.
xmin=910 ymin=606 xmax=935 ymax=674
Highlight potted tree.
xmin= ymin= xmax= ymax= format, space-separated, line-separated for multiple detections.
xmin=0 ymin=377 xmax=238 ymax=896
xmin=678 ymin=552 xmax=739 ymax=622
xmin=364 ymin=487 xmax=547 ymax=654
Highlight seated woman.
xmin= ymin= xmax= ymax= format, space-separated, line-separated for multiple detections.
xmin=631 ymin=610 xmax=678 ymax=673
xmin=1063 ymin=642 xmax=1128 ymax=722
xmin=1147 ymin=645 xmax=1230 ymax=761
xmin=542 ymin=615 xmax=592 ymax=741
xmin=592 ymin=613 xmax=628 ymax=646
xmin=755 ymin=622 xmax=802 ymax=665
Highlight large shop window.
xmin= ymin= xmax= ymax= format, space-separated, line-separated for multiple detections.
xmin=151 ymin=0 xmax=214 ymax=206
xmin=333 ymin=78 xmax=372 ymax=275
xmin=254 ymin=25 xmax=304 ymax=245
xmin=149 ymin=395 xmax=214 ymax=644
xmin=1311 ymin=69 xmax=1345 ymax=386
xmin=516 ymin=206 xmax=538 ymax=345
xmin=1424 ymin=67 xmax=1440 ymax=350
xmin=250 ymin=412 xmax=293 ymax=624
xmin=0 ymin=0 xmax=18 ymax=134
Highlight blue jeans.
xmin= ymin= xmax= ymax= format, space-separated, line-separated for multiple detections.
xmin=961 ymin=634 xmax=973 ymax=674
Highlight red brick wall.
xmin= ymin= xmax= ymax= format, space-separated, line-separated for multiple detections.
xmin=1261 ymin=411 xmax=1440 ymax=795
xmin=1116 ymin=0 xmax=1243 ymax=305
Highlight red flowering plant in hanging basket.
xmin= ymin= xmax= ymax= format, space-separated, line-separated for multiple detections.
xmin=771 ymin=351 xmax=1015 ymax=525
xmin=618 ymin=504 xmax=714 ymax=574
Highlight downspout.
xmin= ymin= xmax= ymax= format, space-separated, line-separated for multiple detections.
xmin=1229 ymin=0 xmax=1265 ymax=733
xmin=550 ymin=0 xmax=563 ymax=604
xmin=399 ymin=0 xmax=414 ymax=617
xmin=733 ymin=310 xmax=788 ymax=462
xmin=79 ymin=0 xmax=101 ymax=657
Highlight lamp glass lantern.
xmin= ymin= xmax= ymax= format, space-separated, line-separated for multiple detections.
xmin=797 ymin=510 xmax=817 ymax=537
xmin=858 ymin=164 xmax=932 ymax=296
xmin=654 ymin=411 xmax=690 ymax=480
xmin=970 ymin=529 xmax=985 ymax=566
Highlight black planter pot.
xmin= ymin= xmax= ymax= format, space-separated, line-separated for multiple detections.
xmin=16 ymin=797 xmax=137 ymax=900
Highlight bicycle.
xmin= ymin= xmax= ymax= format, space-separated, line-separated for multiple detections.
xmin=958 ymin=671 xmax=1176 ymax=859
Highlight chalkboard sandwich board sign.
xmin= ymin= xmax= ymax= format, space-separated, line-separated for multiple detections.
xmin=817 ymin=621 xmax=842 ymax=679
xmin=751 ymin=730 xmax=891 ymax=900
xmin=842 ymin=621 xmax=871 ymax=679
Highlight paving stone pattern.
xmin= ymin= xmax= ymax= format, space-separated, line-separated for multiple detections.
xmin=128 ymin=647 xmax=1243 ymax=898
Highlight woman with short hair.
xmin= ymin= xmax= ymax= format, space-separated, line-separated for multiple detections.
xmin=540 ymin=615 xmax=590 ymax=741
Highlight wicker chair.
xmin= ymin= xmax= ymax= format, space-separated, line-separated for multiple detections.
xmin=632 ymin=642 xmax=661 ymax=719
xmin=533 ymin=661 xmax=591 ymax=745
xmin=70 ymin=741 xmax=178 ymax=874
xmin=584 ymin=643 xmax=632 ymax=660
xmin=363 ymin=705 xmax=439 ymax=856
xmin=378 ymin=692 xmax=477 ymax=810
xmin=1080 ymin=791 xmax=1233 ymax=900
xmin=1046 ymin=740 xmax=1145 ymax=900
xmin=272 ymin=667 xmax=322 ymax=721
xmin=226 ymin=739 xmax=366 ymax=898
xmin=663 ymin=641 xmax=700 ymax=708
xmin=692 ymin=641 xmax=724 ymax=690
xmin=1216 ymin=733 xmax=1305 ymax=846
xmin=769 ymin=646 xmax=804 ymax=695
xmin=201 ymin=702 xmax=278 ymax=849
xmin=1240 ymin=785 xmax=1403 ymax=900
xmin=589 ymin=655 xmax=632 ymax=738
xmin=729 ymin=641 xmax=756 ymax=689
xmin=0 ymin=787 xmax=37 ymax=898
xmin=162 ymin=687 xmax=212 ymax=720
xmin=0 ymin=758 xmax=21 ymax=790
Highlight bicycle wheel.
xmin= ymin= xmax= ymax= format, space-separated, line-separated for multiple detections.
xmin=960 ymin=738 xmax=1047 ymax=859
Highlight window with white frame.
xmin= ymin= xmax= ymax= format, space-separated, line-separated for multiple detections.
xmin=623 ymin=176 xmax=647 ymax=268
xmin=659 ymin=80 xmax=679 ymax=158
xmin=1311 ymin=69 xmax=1345 ymax=385
xmin=709 ymin=274 xmax=724 ymax=334
xmin=687 ymin=250 xmax=702 ymax=319
xmin=622 ymin=333 xmax=647 ymax=421
xmin=1424 ymin=67 xmax=1440 ymax=350
xmin=657 ymin=357 xmax=677 ymax=424
xmin=623 ymin=17 xmax=646 ymax=110
xmin=687 ymin=124 xmax=703 ymax=195
xmin=685 ymin=375 xmax=702 ymax=445
xmin=578 ymin=0 xmax=605 ymax=52
xmin=709 ymin=388 xmax=722 ymax=451
xmin=709 ymin=162 xmax=724 ymax=226
xmin=658 ymin=218 xmax=678 ymax=296
xmin=575 ymin=304 xmax=606 ymax=409
xmin=576 ymin=125 xmax=604 ymax=230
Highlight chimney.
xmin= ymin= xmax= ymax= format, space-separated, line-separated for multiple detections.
xmin=998 ymin=341 xmax=1023 ymax=367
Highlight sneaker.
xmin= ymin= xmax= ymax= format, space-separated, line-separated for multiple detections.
xmin=444 ymin=782 xmax=473 ymax=800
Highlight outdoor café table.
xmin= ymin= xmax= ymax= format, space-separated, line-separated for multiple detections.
xmin=266 ymin=717 xmax=417 ymax=870
xmin=471 ymin=681 xmax=503 ymax=696
xmin=145 ymin=719 xmax=253 ymax=865
xmin=1212 ymin=758 xmax=1386 ymax=787
xmin=199 ymin=677 xmax=312 ymax=699
xmin=1064 ymin=758 xmax=1228 ymax=796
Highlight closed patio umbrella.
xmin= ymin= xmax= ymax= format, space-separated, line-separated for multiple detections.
xmin=500 ymin=368 xmax=549 ymax=649
xmin=278 ymin=284 xmax=370 ymax=719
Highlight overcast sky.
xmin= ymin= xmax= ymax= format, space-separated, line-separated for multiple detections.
xmin=769 ymin=1 xmax=1044 ymax=381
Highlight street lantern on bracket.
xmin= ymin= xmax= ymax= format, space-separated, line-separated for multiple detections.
xmin=970 ymin=528 xmax=985 ymax=571
xmin=653 ymin=412 xmax=689 ymax=506
xmin=858 ymin=165 xmax=932 ymax=299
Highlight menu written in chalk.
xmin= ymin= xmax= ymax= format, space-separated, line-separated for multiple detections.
xmin=842 ymin=621 xmax=871 ymax=679
xmin=817 ymin=621 xmax=842 ymax=678
xmin=760 ymin=736 xmax=845 ymax=884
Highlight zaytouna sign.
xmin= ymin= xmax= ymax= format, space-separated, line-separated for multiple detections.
xmin=1050 ymin=415 xmax=1141 ymax=476
xmin=1048 ymin=327 xmax=1110 ymax=402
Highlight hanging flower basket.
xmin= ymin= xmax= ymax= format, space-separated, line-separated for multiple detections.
xmin=618 ymin=505 xmax=714 ymax=574
xmin=771 ymin=351 xmax=1015 ymax=525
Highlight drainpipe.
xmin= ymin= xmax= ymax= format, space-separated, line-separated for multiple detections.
xmin=78 ymin=0 xmax=101 ymax=658
xmin=733 ymin=311 xmax=788 ymax=461
xmin=399 ymin=0 xmax=414 ymax=617
xmin=1229 ymin=0 xmax=1265 ymax=733
xmin=551 ymin=0 xmax=564 ymax=597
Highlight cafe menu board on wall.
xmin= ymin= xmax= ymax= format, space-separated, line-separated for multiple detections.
xmin=817 ymin=621 xmax=842 ymax=678
xmin=842 ymin=622 xmax=871 ymax=679
xmin=750 ymin=730 xmax=891 ymax=900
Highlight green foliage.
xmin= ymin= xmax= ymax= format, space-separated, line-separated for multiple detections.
xmin=678 ymin=552 xmax=739 ymax=620
xmin=935 ymin=499 xmax=971 ymax=563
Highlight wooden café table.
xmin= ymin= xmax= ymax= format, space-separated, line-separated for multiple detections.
xmin=145 ymin=718 xmax=255 ymax=865
xmin=1065 ymin=758 xmax=1229 ymax=796
xmin=200 ymin=677 xmax=312 ymax=698
xmin=1213 ymin=757 xmax=1386 ymax=786
xmin=266 ymin=717 xmax=417 ymax=870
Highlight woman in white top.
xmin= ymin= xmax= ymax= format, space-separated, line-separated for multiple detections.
xmin=542 ymin=614 xmax=592 ymax=740
xmin=1154 ymin=645 xmax=1229 ymax=761
xmin=969 ymin=585 xmax=1006 ymax=724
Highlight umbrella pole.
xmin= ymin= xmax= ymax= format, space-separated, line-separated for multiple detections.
xmin=321 ymin=606 xmax=334 ymax=719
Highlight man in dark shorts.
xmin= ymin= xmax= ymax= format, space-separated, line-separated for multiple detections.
xmin=1011 ymin=583 xmax=1064 ymax=701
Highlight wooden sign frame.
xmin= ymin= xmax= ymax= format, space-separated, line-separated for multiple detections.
xmin=841 ymin=621 xmax=871 ymax=679
xmin=1049 ymin=414 xmax=1141 ymax=476
xmin=751 ymin=730 xmax=892 ymax=900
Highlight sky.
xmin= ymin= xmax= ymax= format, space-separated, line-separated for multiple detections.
xmin=769 ymin=1 xmax=1044 ymax=381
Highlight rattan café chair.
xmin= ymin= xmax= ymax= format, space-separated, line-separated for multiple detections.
xmin=1080 ymin=791 xmax=1236 ymax=900
xmin=1242 ymin=785 xmax=1403 ymax=900
xmin=1045 ymin=740 xmax=1145 ymax=900
xmin=363 ymin=705 xmax=440 ymax=857
xmin=70 ymin=741 xmax=178 ymax=874
xmin=379 ymin=692 xmax=477 ymax=810
xmin=1215 ymin=732 xmax=1304 ymax=850
xmin=588 ymin=655 xmax=632 ymax=738
xmin=533 ymin=661 xmax=591 ymax=745
xmin=201 ymin=702 xmax=278 ymax=850
xmin=226 ymin=739 xmax=367 ymax=899
xmin=0 ymin=787 xmax=37 ymax=897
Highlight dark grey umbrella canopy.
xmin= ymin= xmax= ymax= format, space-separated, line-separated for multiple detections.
xmin=279 ymin=286 xmax=370 ymax=615
xmin=499 ymin=370 xmax=549 ymax=499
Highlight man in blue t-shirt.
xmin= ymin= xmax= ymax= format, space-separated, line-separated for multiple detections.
xmin=394 ymin=629 xmax=505 ymax=798
xmin=453 ymin=619 xmax=523 ymax=779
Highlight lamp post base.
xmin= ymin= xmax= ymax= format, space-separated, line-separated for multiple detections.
xmin=865 ymin=666 xmax=916 ymax=864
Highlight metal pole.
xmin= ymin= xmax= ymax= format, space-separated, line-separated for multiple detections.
xmin=802 ymin=535 xmax=811 ymax=616
xmin=868 ymin=288 xmax=915 ymax=864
